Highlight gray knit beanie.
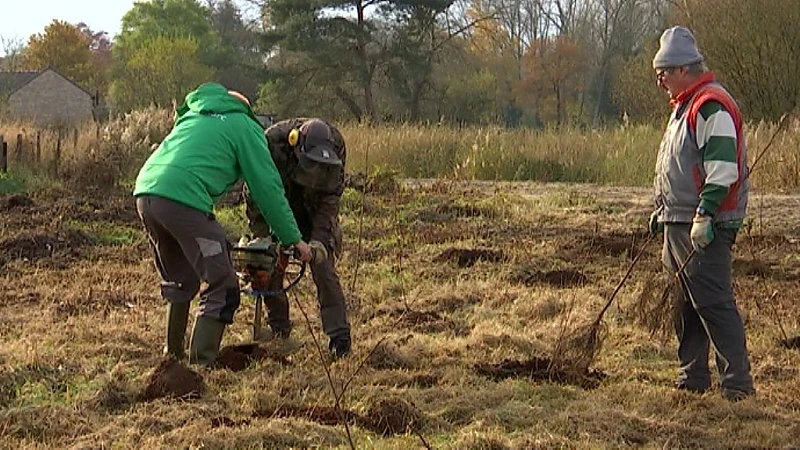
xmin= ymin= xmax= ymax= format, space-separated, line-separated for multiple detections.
xmin=652 ymin=26 xmax=704 ymax=69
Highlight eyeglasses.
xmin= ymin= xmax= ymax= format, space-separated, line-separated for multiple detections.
xmin=656 ymin=67 xmax=676 ymax=81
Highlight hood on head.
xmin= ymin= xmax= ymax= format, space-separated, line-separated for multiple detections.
xmin=175 ymin=83 xmax=262 ymax=127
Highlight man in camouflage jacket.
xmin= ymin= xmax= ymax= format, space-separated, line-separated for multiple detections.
xmin=244 ymin=118 xmax=351 ymax=358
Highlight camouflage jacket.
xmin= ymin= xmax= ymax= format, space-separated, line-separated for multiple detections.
xmin=245 ymin=118 xmax=346 ymax=251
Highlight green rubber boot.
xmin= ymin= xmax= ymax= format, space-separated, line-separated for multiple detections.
xmin=164 ymin=302 xmax=191 ymax=359
xmin=188 ymin=316 xmax=226 ymax=366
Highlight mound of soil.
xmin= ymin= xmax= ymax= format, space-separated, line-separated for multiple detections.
xmin=394 ymin=309 xmax=442 ymax=323
xmin=255 ymin=399 xmax=424 ymax=436
xmin=433 ymin=248 xmax=506 ymax=268
xmin=591 ymin=234 xmax=639 ymax=258
xmin=433 ymin=293 xmax=482 ymax=313
xmin=216 ymin=343 xmax=291 ymax=372
xmin=401 ymin=372 xmax=440 ymax=388
xmin=140 ymin=358 xmax=205 ymax=401
xmin=418 ymin=203 xmax=494 ymax=223
xmin=0 ymin=194 xmax=34 ymax=211
xmin=390 ymin=309 xmax=471 ymax=336
xmin=87 ymin=379 xmax=132 ymax=411
xmin=370 ymin=370 xmax=441 ymax=389
xmin=367 ymin=341 xmax=417 ymax=370
xmin=344 ymin=172 xmax=368 ymax=192
xmin=344 ymin=171 xmax=399 ymax=194
xmin=362 ymin=397 xmax=424 ymax=436
xmin=72 ymin=201 xmax=141 ymax=225
xmin=255 ymin=404 xmax=360 ymax=426
xmin=475 ymin=356 xmax=606 ymax=389
xmin=733 ymin=258 xmax=772 ymax=278
xmin=438 ymin=203 xmax=491 ymax=218
xmin=779 ymin=336 xmax=800 ymax=350
xmin=54 ymin=290 xmax=139 ymax=317
xmin=512 ymin=267 xmax=588 ymax=287
xmin=0 ymin=229 xmax=94 ymax=267
xmin=562 ymin=231 xmax=647 ymax=259
xmin=210 ymin=416 xmax=251 ymax=428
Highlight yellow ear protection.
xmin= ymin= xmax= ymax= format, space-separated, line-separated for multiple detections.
xmin=288 ymin=128 xmax=300 ymax=147
xmin=287 ymin=128 xmax=306 ymax=162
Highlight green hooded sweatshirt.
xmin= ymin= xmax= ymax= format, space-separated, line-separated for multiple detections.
xmin=134 ymin=83 xmax=301 ymax=245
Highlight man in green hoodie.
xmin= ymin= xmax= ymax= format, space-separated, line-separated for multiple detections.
xmin=134 ymin=83 xmax=312 ymax=366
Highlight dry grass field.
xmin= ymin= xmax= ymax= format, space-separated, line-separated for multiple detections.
xmin=1 ymin=178 xmax=800 ymax=449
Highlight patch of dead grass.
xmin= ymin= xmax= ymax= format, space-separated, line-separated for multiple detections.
xmin=1 ymin=182 xmax=800 ymax=448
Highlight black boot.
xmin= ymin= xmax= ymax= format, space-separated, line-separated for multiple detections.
xmin=329 ymin=334 xmax=351 ymax=359
xmin=188 ymin=316 xmax=226 ymax=366
xmin=164 ymin=302 xmax=190 ymax=359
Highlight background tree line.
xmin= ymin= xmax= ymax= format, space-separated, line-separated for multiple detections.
xmin=1 ymin=0 xmax=797 ymax=126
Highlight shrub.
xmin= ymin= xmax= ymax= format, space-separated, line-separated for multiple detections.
xmin=62 ymin=107 xmax=173 ymax=190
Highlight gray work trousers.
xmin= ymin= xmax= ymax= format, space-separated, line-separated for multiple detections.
xmin=264 ymin=252 xmax=350 ymax=341
xmin=136 ymin=195 xmax=241 ymax=323
xmin=662 ymin=224 xmax=754 ymax=396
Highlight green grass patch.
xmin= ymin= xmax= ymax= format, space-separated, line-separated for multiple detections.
xmin=216 ymin=204 xmax=250 ymax=240
xmin=0 ymin=172 xmax=26 ymax=195
xmin=340 ymin=187 xmax=364 ymax=214
xmin=0 ymin=168 xmax=64 ymax=195
xmin=538 ymin=188 xmax=598 ymax=208
xmin=15 ymin=375 xmax=99 ymax=408
xmin=2 ymin=362 xmax=99 ymax=409
xmin=64 ymin=220 xmax=142 ymax=245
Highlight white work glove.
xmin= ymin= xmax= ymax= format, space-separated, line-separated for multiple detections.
xmin=309 ymin=240 xmax=329 ymax=264
xmin=294 ymin=241 xmax=313 ymax=263
xmin=690 ymin=215 xmax=714 ymax=250
xmin=648 ymin=210 xmax=664 ymax=235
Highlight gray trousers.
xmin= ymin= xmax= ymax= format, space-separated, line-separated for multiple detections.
xmin=662 ymin=224 xmax=754 ymax=395
xmin=136 ymin=195 xmax=240 ymax=324
xmin=264 ymin=252 xmax=350 ymax=341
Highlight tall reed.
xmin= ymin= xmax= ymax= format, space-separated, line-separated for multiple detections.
xmin=1 ymin=114 xmax=796 ymax=191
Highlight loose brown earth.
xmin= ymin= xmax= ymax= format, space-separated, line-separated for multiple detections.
xmin=253 ymin=398 xmax=422 ymax=436
xmin=216 ymin=343 xmax=292 ymax=371
xmin=475 ymin=356 xmax=606 ymax=389
xmin=511 ymin=266 xmax=589 ymax=287
xmin=2 ymin=181 xmax=800 ymax=448
xmin=140 ymin=357 xmax=205 ymax=401
xmin=433 ymin=248 xmax=507 ymax=268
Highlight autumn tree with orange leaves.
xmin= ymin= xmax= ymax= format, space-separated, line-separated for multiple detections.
xmin=519 ymin=36 xmax=585 ymax=125
xmin=21 ymin=20 xmax=101 ymax=93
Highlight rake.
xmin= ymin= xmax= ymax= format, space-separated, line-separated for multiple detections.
xmin=551 ymin=232 xmax=656 ymax=373
xmin=556 ymin=113 xmax=792 ymax=372
xmin=633 ymin=114 xmax=792 ymax=342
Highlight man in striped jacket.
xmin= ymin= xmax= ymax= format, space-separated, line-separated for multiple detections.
xmin=648 ymin=26 xmax=755 ymax=401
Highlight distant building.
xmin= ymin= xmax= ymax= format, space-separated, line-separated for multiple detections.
xmin=0 ymin=68 xmax=98 ymax=126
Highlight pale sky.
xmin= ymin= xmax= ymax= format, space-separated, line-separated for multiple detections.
xmin=0 ymin=0 xmax=265 ymax=56
xmin=0 ymin=0 xmax=138 ymax=54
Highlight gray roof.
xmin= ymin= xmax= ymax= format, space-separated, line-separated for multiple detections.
xmin=0 ymin=71 xmax=40 ymax=97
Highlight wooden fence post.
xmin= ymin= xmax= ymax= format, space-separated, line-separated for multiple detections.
xmin=36 ymin=132 xmax=41 ymax=164
xmin=73 ymin=128 xmax=78 ymax=149
xmin=1 ymin=136 xmax=6 ymax=173
xmin=16 ymin=134 xmax=23 ymax=164
xmin=53 ymin=129 xmax=62 ymax=176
